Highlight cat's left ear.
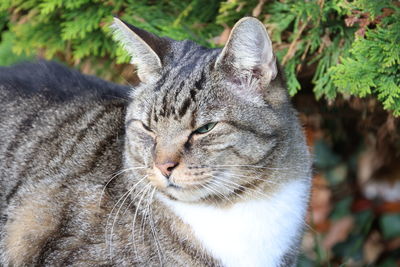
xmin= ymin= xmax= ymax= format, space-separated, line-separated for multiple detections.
xmin=215 ymin=17 xmax=277 ymax=88
xmin=111 ymin=17 xmax=169 ymax=83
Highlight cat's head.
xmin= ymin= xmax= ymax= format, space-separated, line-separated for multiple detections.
xmin=111 ymin=17 xmax=308 ymax=203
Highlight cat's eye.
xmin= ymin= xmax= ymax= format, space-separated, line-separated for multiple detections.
xmin=141 ymin=122 xmax=153 ymax=133
xmin=129 ymin=120 xmax=155 ymax=136
xmin=138 ymin=121 xmax=156 ymax=139
xmin=194 ymin=122 xmax=217 ymax=134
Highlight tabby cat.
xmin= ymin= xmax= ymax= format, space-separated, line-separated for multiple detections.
xmin=0 ymin=17 xmax=312 ymax=266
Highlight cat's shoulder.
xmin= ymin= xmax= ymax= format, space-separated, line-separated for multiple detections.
xmin=0 ymin=60 xmax=130 ymax=102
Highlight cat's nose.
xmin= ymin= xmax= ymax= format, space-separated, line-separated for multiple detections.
xmin=156 ymin=161 xmax=179 ymax=178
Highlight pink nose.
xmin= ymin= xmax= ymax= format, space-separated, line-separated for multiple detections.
xmin=156 ymin=161 xmax=179 ymax=177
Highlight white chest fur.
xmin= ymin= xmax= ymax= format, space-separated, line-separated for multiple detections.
xmin=160 ymin=180 xmax=309 ymax=267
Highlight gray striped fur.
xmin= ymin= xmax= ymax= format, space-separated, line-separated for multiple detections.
xmin=0 ymin=17 xmax=311 ymax=266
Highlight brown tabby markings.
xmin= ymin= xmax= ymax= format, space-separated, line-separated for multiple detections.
xmin=5 ymin=185 xmax=60 ymax=266
xmin=0 ymin=16 xmax=311 ymax=266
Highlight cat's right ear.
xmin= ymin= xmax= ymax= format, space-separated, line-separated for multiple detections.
xmin=110 ymin=17 xmax=168 ymax=83
xmin=215 ymin=17 xmax=277 ymax=90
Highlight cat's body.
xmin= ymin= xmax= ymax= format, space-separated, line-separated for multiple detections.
xmin=0 ymin=61 xmax=216 ymax=266
xmin=0 ymin=17 xmax=311 ymax=266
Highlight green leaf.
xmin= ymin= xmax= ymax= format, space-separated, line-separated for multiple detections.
xmin=380 ymin=214 xmax=400 ymax=239
xmin=330 ymin=197 xmax=353 ymax=220
xmin=0 ymin=31 xmax=33 ymax=66
xmin=313 ymin=139 xmax=341 ymax=169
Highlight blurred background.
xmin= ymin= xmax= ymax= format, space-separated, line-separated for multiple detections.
xmin=1 ymin=0 xmax=399 ymax=266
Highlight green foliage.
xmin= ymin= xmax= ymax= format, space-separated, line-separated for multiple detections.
xmin=330 ymin=3 xmax=400 ymax=115
xmin=0 ymin=0 xmax=399 ymax=115
xmin=0 ymin=31 xmax=33 ymax=65
xmin=333 ymin=210 xmax=374 ymax=261
xmin=0 ymin=0 xmax=223 ymax=69
xmin=0 ymin=11 xmax=32 ymax=65
xmin=313 ymin=139 xmax=341 ymax=169
xmin=380 ymin=214 xmax=400 ymax=239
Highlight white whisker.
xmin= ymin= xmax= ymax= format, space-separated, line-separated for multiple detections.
xmin=208 ymin=164 xmax=291 ymax=170
xmin=132 ymin=183 xmax=152 ymax=259
xmin=107 ymin=189 xmax=132 ymax=259
xmin=99 ymin=166 xmax=147 ymax=208
xmin=106 ymin=175 xmax=148 ymax=260
xmin=148 ymin=188 xmax=164 ymax=265
xmin=225 ymin=172 xmax=280 ymax=185
xmin=202 ymin=182 xmax=232 ymax=203
xmin=207 ymin=180 xmax=239 ymax=203
xmin=212 ymin=175 xmax=270 ymax=199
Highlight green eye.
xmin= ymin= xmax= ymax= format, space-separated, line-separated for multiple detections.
xmin=194 ymin=122 xmax=217 ymax=134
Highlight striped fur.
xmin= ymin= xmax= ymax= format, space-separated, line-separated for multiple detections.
xmin=0 ymin=17 xmax=311 ymax=266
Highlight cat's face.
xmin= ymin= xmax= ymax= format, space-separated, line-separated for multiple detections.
xmin=112 ymin=17 xmax=294 ymax=202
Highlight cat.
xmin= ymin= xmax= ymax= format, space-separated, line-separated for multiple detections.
xmin=0 ymin=17 xmax=312 ymax=266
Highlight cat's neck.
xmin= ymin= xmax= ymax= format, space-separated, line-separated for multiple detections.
xmin=158 ymin=179 xmax=309 ymax=267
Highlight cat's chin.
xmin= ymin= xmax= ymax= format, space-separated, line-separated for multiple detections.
xmin=147 ymin=171 xmax=212 ymax=202
xmin=160 ymin=185 xmax=211 ymax=203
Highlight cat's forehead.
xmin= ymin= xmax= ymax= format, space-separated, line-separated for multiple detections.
xmin=143 ymin=47 xmax=221 ymax=126
xmin=156 ymin=42 xmax=220 ymax=92
xmin=149 ymin=74 xmax=209 ymax=128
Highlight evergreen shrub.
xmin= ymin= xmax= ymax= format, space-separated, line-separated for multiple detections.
xmin=0 ymin=0 xmax=399 ymax=115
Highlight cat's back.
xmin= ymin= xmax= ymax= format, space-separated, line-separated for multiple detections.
xmin=0 ymin=60 xmax=129 ymax=234
xmin=1 ymin=61 xmax=128 ymax=166
xmin=0 ymin=60 xmax=129 ymax=184
xmin=0 ymin=60 xmax=129 ymax=108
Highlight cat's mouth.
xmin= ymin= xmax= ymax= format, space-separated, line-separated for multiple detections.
xmin=148 ymin=171 xmax=214 ymax=202
xmin=156 ymin=174 xmax=208 ymax=191
xmin=166 ymin=180 xmax=181 ymax=189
